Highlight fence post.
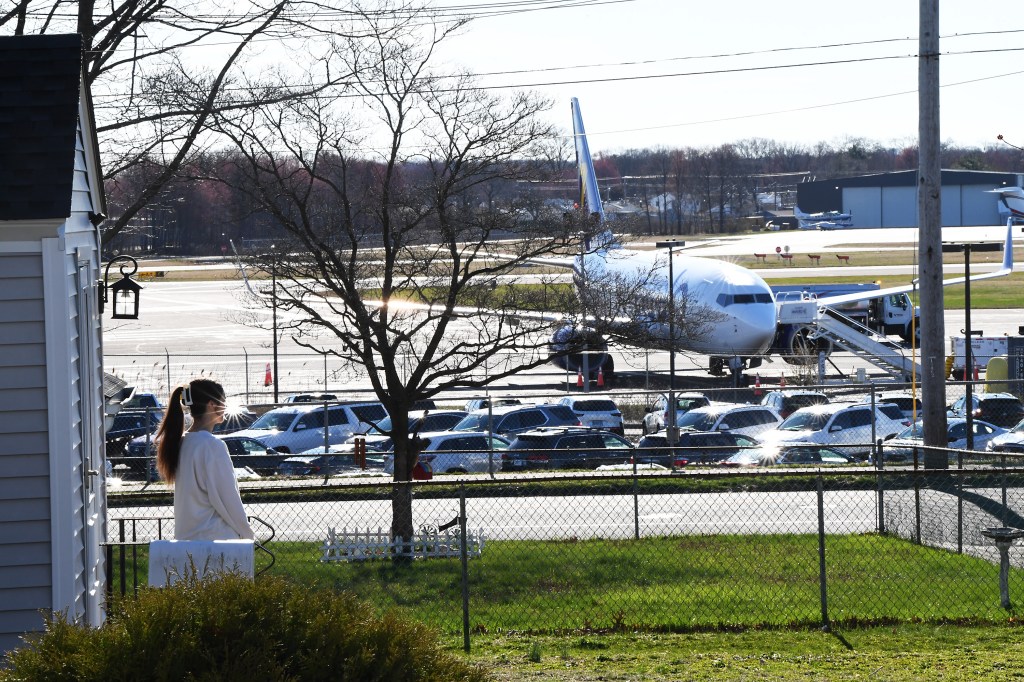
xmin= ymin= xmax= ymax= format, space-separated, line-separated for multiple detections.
xmin=816 ymin=475 xmax=830 ymax=631
xmin=165 ymin=348 xmax=171 ymax=393
xmin=459 ymin=486 xmax=471 ymax=653
xmin=875 ymin=438 xmax=885 ymax=534
xmin=914 ymin=471 xmax=922 ymax=545
xmin=324 ymin=351 xmax=328 ymax=391
xmin=632 ymin=456 xmax=640 ymax=541
xmin=244 ymin=348 xmax=249 ymax=403
xmin=957 ymin=451 xmax=964 ymax=554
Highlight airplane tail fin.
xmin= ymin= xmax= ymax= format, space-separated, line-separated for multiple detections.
xmin=571 ymin=98 xmax=615 ymax=249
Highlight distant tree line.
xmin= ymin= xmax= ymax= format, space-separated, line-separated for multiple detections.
xmin=104 ymin=138 xmax=1020 ymax=257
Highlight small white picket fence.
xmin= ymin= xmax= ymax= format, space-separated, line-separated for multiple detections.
xmin=320 ymin=526 xmax=485 ymax=562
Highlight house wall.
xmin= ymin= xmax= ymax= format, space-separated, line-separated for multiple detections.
xmin=0 ymin=249 xmax=52 ymax=654
xmin=0 ymin=123 xmax=105 ymax=654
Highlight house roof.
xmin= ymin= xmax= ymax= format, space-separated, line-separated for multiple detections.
xmin=0 ymin=34 xmax=86 ymax=221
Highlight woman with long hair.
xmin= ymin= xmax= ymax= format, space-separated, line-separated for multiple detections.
xmin=156 ymin=379 xmax=255 ymax=541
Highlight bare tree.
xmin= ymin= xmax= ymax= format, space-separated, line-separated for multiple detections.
xmin=4 ymin=0 xmax=398 ymax=245
xmin=209 ymin=10 xmax=670 ymax=548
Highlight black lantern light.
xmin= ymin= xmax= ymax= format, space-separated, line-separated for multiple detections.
xmin=101 ymin=255 xmax=142 ymax=319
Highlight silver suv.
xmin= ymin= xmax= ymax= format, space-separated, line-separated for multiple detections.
xmin=642 ymin=392 xmax=711 ymax=435
xmin=674 ymin=404 xmax=782 ymax=439
xmin=759 ymin=402 xmax=909 ymax=457
xmin=232 ymin=401 xmax=387 ymax=453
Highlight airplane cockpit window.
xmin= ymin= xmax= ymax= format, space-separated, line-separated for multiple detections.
xmin=716 ymin=293 xmax=773 ymax=306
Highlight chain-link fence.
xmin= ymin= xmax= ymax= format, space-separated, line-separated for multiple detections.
xmin=103 ymin=349 xmax=1024 ymax=407
xmin=106 ymin=457 xmax=1024 ymax=641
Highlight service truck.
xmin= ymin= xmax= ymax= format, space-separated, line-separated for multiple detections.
xmin=949 ymin=335 xmax=1017 ymax=376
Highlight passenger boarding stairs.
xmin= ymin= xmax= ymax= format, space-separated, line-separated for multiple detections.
xmin=777 ymin=295 xmax=921 ymax=380
xmin=812 ymin=309 xmax=921 ymax=380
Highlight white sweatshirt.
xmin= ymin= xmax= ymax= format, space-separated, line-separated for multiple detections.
xmin=173 ymin=430 xmax=255 ymax=541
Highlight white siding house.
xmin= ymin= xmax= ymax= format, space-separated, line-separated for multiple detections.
xmin=0 ymin=34 xmax=107 ymax=655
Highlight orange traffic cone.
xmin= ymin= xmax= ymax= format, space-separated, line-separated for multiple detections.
xmin=753 ymin=373 xmax=762 ymax=397
xmin=780 ymin=372 xmax=786 ymax=388
xmin=576 ymin=369 xmax=584 ymax=388
xmin=597 ymin=367 xmax=605 ymax=388
xmin=264 ymin=362 xmax=272 ymax=387
xmin=973 ymin=362 xmax=980 ymax=381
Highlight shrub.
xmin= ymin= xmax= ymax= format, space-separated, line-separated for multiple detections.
xmin=2 ymin=573 xmax=487 ymax=681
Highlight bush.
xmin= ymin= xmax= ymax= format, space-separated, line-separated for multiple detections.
xmin=2 ymin=573 xmax=487 ymax=681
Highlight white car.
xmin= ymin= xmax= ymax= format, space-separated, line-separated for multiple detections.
xmin=557 ymin=396 xmax=624 ymax=435
xmin=759 ymin=402 xmax=909 ymax=458
xmin=858 ymin=391 xmax=923 ymax=421
xmin=885 ymin=418 xmax=1005 ymax=462
xmin=642 ymin=392 xmax=711 ymax=435
xmin=231 ymin=401 xmax=387 ymax=453
xmin=382 ymin=431 xmax=510 ymax=475
xmin=674 ymin=404 xmax=782 ymax=439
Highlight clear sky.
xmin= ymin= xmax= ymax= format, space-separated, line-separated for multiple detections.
xmin=434 ymin=0 xmax=1024 ymax=155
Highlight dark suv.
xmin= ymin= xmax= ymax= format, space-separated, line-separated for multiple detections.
xmin=635 ymin=431 xmax=759 ymax=467
xmin=453 ymin=404 xmax=580 ymax=437
xmin=950 ymin=392 xmax=1024 ymax=429
xmin=503 ymin=427 xmax=632 ymax=471
xmin=105 ymin=410 xmax=162 ymax=458
xmin=760 ymin=390 xmax=829 ymax=419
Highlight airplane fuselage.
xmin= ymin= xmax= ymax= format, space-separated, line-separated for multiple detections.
xmin=575 ymin=247 xmax=778 ymax=357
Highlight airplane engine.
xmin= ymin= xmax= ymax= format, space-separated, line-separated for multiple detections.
xmin=548 ymin=325 xmax=612 ymax=374
xmin=776 ymin=325 xmax=833 ymax=365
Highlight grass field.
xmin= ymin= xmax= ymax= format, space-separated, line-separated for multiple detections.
xmin=115 ymin=533 xmax=1021 ymax=630
xmin=110 ymin=532 xmax=1024 ymax=678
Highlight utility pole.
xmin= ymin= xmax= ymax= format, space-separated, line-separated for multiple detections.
xmin=918 ymin=0 xmax=947 ymax=469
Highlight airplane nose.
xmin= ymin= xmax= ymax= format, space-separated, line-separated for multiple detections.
xmin=731 ymin=304 xmax=777 ymax=355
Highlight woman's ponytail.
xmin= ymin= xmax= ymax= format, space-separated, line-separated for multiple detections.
xmin=156 ymin=386 xmax=186 ymax=482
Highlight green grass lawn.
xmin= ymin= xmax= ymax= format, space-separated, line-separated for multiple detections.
xmin=109 ymin=532 xmax=1024 ymax=679
xmin=115 ymin=533 xmax=1021 ymax=635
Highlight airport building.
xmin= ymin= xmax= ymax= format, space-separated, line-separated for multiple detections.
xmin=796 ymin=170 xmax=1023 ymax=228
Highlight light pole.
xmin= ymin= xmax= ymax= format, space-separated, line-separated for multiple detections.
xmin=942 ymin=240 xmax=1001 ymax=451
xmin=656 ymin=240 xmax=684 ymax=449
xmin=261 ymin=245 xmax=280 ymax=403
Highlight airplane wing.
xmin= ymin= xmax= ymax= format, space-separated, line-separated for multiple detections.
xmin=814 ymin=219 xmax=1015 ymax=309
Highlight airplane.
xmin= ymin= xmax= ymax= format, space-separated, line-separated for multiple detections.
xmin=793 ymin=206 xmax=854 ymax=230
xmin=545 ymin=98 xmax=779 ymax=379
xmin=541 ymin=99 xmax=1015 ymax=380
xmin=989 ymin=186 xmax=1024 ymax=222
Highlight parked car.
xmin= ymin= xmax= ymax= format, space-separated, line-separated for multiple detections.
xmin=299 ymin=441 xmax=389 ymax=470
xmin=760 ymin=390 xmax=829 ymax=419
xmin=987 ymin=418 xmax=1024 ymax=454
xmin=221 ymin=436 xmax=286 ymax=475
xmin=758 ymin=402 xmax=908 ymax=458
xmin=557 ymin=396 xmax=624 ymax=435
xmin=634 ymin=430 xmax=759 ymax=467
xmin=884 ymin=418 xmax=1006 ymax=463
xmin=859 ymin=391 xmax=922 ymax=421
xmin=105 ymin=409 xmax=163 ymax=460
xmin=463 ymin=396 xmax=522 ymax=412
xmin=277 ymin=454 xmax=357 ymax=477
xmin=231 ymin=401 xmax=387 ymax=453
xmin=382 ymin=431 xmax=510 ymax=475
xmin=674 ymin=404 xmax=783 ymax=439
xmin=212 ymin=407 xmax=258 ymax=435
xmin=119 ymin=391 xmax=163 ymax=410
xmin=282 ymin=393 xmax=338 ymax=403
xmin=452 ymin=403 xmax=580 ymax=437
xmin=721 ymin=444 xmax=855 ymax=467
xmin=948 ymin=392 xmax=1024 ymax=429
xmin=357 ymin=410 xmax=468 ymax=442
xmin=503 ymin=427 xmax=633 ymax=471
xmin=642 ymin=392 xmax=711 ymax=435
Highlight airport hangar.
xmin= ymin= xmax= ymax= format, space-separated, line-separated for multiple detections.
xmin=796 ymin=169 xmax=1023 ymax=227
